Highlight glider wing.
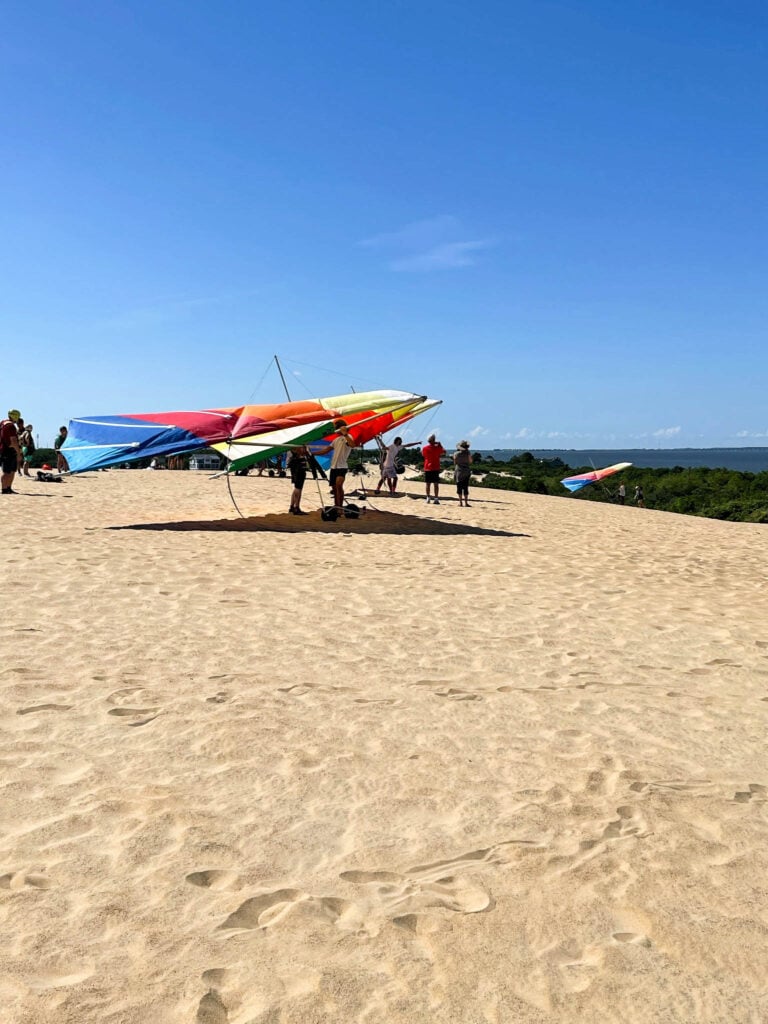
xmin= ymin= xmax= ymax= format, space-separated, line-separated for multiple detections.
xmin=561 ymin=462 xmax=632 ymax=493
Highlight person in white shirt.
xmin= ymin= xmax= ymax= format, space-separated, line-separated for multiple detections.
xmin=374 ymin=436 xmax=420 ymax=495
xmin=317 ymin=420 xmax=357 ymax=510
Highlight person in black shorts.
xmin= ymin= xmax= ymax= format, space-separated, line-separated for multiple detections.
xmin=1 ymin=410 xmax=23 ymax=494
xmin=287 ymin=446 xmax=309 ymax=515
xmin=316 ymin=420 xmax=357 ymax=511
xmin=421 ymin=433 xmax=446 ymax=504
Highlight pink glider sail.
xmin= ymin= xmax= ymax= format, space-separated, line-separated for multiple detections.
xmin=561 ymin=462 xmax=632 ymax=493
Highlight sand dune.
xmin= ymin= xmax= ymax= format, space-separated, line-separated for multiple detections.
xmin=1 ymin=469 xmax=767 ymax=1023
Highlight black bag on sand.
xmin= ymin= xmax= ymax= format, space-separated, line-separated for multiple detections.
xmin=37 ymin=471 xmax=62 ymax=483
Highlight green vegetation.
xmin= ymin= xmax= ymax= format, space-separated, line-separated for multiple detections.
xmin=465 ymin=453 xmax=768 ymax=524
xmin=28 ymin=447 xmax=58 ymax=469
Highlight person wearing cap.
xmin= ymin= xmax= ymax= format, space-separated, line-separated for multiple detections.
xmin=1 ymin=410 xmax=23 ymax=494
xmin=421 ymin=433 xmax=446 ymax=504
xmin=453 ymin=440 xmax=472 ymax=507
xmin=316 ymin=420 xmax=357 ymax=511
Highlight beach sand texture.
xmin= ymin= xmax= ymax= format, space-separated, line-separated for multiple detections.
xmin=2 ymin=470 xmax=767 ymax=1023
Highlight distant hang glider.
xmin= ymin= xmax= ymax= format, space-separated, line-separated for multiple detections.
xmin=560 ymin=462 xmax=632 ymax=493
xmin=62 ymin=390 xmax=440 ymax=474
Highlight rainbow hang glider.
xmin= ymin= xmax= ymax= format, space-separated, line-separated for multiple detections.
xmin=217 ymin=393 xmax=441 ymax=473
xmin=62 ymin=390 xmax=440 ymax=474
xmin=560 ymin=462 xmax=632 ymax=493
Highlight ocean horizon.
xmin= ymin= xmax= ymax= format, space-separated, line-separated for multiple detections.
xmin=479 ymin=447 xmax=768 ymax=473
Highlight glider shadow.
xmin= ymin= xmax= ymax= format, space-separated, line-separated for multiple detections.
xmin=108 ymin=510 xmax=527 ymax=538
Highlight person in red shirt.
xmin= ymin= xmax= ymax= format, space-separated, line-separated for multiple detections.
xmin=421 ymin=433 xmax=446 ymax=504
xmin=1 ymin=409 xmax=23 ymax=494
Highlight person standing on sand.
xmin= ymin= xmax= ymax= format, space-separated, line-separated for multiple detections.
xmin=422 ymin=433 xmax=446 ymax=504
xmin=375 ymin=436 xmax=419 ymax=496
xmin=617 ymin=483 xmax=626 ymax=505
xmin=55 ymin=426 xmax=69 ymax=473
xmin=287 ymin=445 xmax=310 ymax=515
xmin=17 ymin=420 xmax=35 ymax=477
xmin=1 ymin=410 xmax=23 ymax=494
xmin=634 ymin=484 xmax=645 ymax=507
xmin=316 ymin=420 xmax=357 ymax=510
xmin=453 ymin=440 xmax=472 ymax=507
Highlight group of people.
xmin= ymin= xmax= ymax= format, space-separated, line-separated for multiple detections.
xmin=380 ymin=432 xmax=473 ymax=507
xmin=0 ymin=415 xmax=69 ymax=494
xmin=279 ymin=421 xmax=474 ymax=516
xmin=616 ymin=483 xmax=645 ymax=507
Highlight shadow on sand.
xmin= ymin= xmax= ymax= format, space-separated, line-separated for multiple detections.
xmin=108 ymin=509 xmax=528 ymax=538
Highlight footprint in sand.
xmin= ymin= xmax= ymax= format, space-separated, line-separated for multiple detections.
xmin=218 ymin=889 xmax=350 ymax=931
xmin=106 ymin=686 xmax=162 ymax=706
xmin=186 ymin=870 xmax=239 ymax=891
xmin=196 ymin=988 xmax=229 ymax=1024
xmin=353 ymin=697 xmax=402 ymax=706
xmin=612 ymin=931 xmax=650 ymax=945
xmin=17 ymin=704 xmax=73 ymax=715
xmin=433 ymin=687 xmax=483 ymax=701
xmin=218 ymin=889 xmax=305 ymax=930
xmin=107 ymin=707 xmax=159 ymax=727
xmin=734 ymin=784 xmax=767 ymax=803
xmin=600 ymin=804 xmax=650 ymax=841
xmin=0 ymin=871 xmax=53 ymax=890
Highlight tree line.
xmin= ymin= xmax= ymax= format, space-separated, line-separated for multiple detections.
xmin=458 ymin=452 xmax=768 ymax=524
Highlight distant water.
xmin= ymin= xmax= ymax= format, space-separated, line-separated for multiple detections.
xmin=481 ymin=448 xmax=768 ymax=473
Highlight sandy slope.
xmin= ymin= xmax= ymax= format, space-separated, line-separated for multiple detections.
xmin=1 ymin=469 xmax=767 ymax=1023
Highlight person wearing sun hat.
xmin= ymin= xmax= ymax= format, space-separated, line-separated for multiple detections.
xmin=453 ymin=439 xmax=472 ymax=507
xmin=1 ymin=410 xmax=23 ymax=494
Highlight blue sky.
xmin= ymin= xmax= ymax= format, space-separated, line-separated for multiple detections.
xmin=3 ymin=1 xmax=767 ymax=450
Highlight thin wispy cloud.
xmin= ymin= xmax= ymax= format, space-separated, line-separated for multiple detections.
xmin=391 ymin=242 xmax=490 ymax=273
xmin=359 ymin=215 xmax=494 ymax=273
xmin=736 ymin=429 xmax=768 ymax=438
xmin=652 ymin=426 xmax=682 ymax=438
xmin=500 ymin=427 xmax=594 ymax=443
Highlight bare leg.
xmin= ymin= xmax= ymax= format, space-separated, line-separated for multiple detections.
xmin=334 ymin=476 xmax=345 ymax=509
